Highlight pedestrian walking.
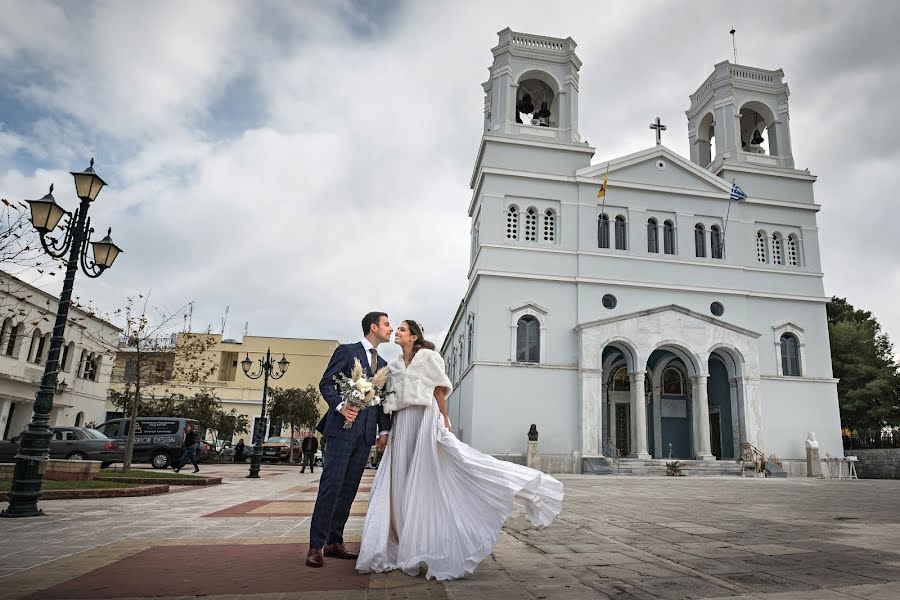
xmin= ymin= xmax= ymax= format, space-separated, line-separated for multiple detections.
xmin=301 ymin=433 xmax=318 ymax=473
xmin=174 ymin=423 xmax=200 ymax=473
xmin=234 ymin=438 xmax=246 ymax=462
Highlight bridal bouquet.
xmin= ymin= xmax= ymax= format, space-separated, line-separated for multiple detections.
xmin=333 ymin=358 xmax=392 ymax=429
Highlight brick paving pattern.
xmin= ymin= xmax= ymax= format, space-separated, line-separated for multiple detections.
xmin=0 ymin=463 xmax=898 ymax=599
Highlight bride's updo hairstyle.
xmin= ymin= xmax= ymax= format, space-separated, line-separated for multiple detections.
xmin=404 ymin=320 xmax=435 ymax=354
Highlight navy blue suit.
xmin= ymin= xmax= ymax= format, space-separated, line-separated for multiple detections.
xmin=309 ymin=342 xmax=391 ymax=548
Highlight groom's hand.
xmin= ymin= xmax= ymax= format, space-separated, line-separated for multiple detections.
xmin=376 ymin=433 xmax=388 ymax=451
xmin=340 ymin=405 xmax=359 ymax=422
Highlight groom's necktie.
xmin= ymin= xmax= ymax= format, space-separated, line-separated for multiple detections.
xmin=369 ymin=348 xmax=378 ymax=375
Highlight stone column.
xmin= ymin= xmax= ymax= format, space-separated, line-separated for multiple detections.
xmin=630 ymin=371 xmax=651 ymax=459
xmin=729 ymin=377 xmax=742 ymax=459
xmin=579 ymin=369 xmax=603 ymax=455
xmin=652 ymin=384 xmax=663 ymax=458
xmin=691 ymin=374 xmax=715 ymax=460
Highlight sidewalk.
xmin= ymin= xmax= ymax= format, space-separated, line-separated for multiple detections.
xmin=0 ymin=464 xmax=899 ymax=599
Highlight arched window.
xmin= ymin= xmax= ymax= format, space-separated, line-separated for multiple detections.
xmin=772 ymin=233 xmax=783 ymax=265
xmin=780 ymin=333 xmax=801 ymax=376
xmin=756 ymin=231 xmax=768 ymax=263
xmin=647 ymin=218 xmax=659 ymax=253
xmin=542 ymin=209 xmax=556 ymax=243
xmin=524 ymin=207 xmax=537 ymax=242
xmin=694 ymin=223 xmax=706 ymax=257
xmin=0 ymin=318 xmax=13 ymax=355
xmin=663 ymin=220 xmax=676 ymax=255
xmin=505 ymin=205 xmax=519 ymax=240
xmin=662 ymin=367 xmax=684 ymax=395
xmin=74 ymin=412 xmax=84 ymax=427
xmin=4 ymin=322 xmax=21 ymax=357
xmin=786 ymin=234 xmax=798 ymax=266
xmin=60 ymin=340 xmax=70 ymax=371
xmin=515 ymin=316 xmax=540 ymax=363
xmin=466 ymin=317 xmax=474 ymax=364
xmin=30 ymin=329 xmax=48 ymax=364
xmin=611 ymin=367 xmax=630 ymax=391
xmin=710 ymin=225 xmax=723 ymax=259
xmin=597 ymin=213 xmax=610 ymax=249
xmin=614 ymin=215 xmax=627 ymax=250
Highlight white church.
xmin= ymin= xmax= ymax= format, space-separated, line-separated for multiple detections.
xmin=441 ymin=29 xmax=843 ymax=476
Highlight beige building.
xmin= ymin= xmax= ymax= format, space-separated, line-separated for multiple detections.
xmin=0 ymin=272 xmax=120 ymax=439
xmin=107 ymin=333 xmax=337 ymax=441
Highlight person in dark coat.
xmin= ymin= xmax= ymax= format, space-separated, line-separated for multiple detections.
xmin=234 ymin=438 xmax=246 ymax=462
xmin=301 ymin=433 xmax=319 ymax=473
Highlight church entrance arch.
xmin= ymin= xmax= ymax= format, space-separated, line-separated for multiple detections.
xmin=708 ymin=345 xmax=746 ymax=459
xmin=648 ymin=350 xmax=693 ymax=459
xmin=600 ymin=341 xmax=639 ymax=457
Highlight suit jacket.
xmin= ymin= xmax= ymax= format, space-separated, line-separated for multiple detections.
xmin=301 ymin=436 xmax=318 ymax=453
xmin=318 ymin=342 xmax=392 ymax=445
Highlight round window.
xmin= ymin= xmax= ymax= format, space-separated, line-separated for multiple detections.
xmin=602 ymin=294 xmax=617 ymax=310
xmin=655 ymin=160 xmax=666 ymax=170
xmin=710 ymin=302 xmax=724 ymax=317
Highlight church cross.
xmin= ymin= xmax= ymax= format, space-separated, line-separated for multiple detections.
xmin=649 ymin=116 xmax=667 ymax=145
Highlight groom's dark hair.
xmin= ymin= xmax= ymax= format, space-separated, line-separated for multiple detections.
xmin=362 ymin=311 xmax=388 ymax=335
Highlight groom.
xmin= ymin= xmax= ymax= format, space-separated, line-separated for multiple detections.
xmin=306 ymin=311 xmax=393 ymax=568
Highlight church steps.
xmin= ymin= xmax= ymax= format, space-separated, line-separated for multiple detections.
xmin=583 ymin=457 xmax=743 ymax=476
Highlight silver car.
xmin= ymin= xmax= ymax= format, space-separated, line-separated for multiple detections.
xmin=0 ymin=426 xmax=124 ymax=468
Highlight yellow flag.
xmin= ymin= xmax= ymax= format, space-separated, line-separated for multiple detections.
xmin=596 ymin=172 xmax=608 ymax=199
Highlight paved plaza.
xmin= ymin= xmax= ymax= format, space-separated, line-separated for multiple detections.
xmin=0 ymin=464 xmax=899 ymax=599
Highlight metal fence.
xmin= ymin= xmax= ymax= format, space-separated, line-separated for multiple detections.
xmin=843 ymin=429 xmax=900 ymax=450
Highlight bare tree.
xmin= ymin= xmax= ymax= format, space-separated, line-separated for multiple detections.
xmin=114 ymin=295 xmax=219 ymax=471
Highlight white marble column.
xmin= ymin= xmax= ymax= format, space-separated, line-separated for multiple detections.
xmin=729 ymin=377 xmax=743 ymax=459
xmin=652 ymin=385 xmax=663 ymax=459
xmin=579 ymin=369 xmax=603 ymax=455
xmin=630 ymin=371 xmax=651 ymax=459
xmin=691 ymin=374 xmax=715 ymax=460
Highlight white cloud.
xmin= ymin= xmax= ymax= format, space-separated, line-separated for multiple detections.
xmin=2 ymin=0 xmax=899 ymax=354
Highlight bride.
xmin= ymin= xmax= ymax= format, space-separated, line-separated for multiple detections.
xmin=356 ymin=320 xmax=564 ymax=581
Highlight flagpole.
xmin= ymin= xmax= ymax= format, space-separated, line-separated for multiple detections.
xmin=721 ymin=178 xmax=736 ymax=256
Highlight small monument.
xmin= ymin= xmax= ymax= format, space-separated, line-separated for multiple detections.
xmin=526 ymin=424 xmax=540 ymax=470
xmin=805 ymin=432 xmax=822 ymax=478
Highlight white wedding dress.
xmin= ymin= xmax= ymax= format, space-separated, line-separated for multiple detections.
xmin=356 ymin=349 xmax=564 ymax=581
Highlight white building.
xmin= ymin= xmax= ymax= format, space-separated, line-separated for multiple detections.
xmin=0 ymin=272 xmax=119 ymax=438
xmin=441 ymin=29 xmax=842 ymax=476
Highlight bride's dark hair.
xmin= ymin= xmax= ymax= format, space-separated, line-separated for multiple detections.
xmin=404 ymin=320 xmax=435 ymax=353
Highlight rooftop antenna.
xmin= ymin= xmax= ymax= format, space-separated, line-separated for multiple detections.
xmin=243 ymin=321 xmax=249 ymax=339
xmin=183 ymin=301 xmax=194 ymax=332
xmin=730 ymin=26 xmax=738 ymax=64
xmin=220 ymin=305 xmax=230 ymax=336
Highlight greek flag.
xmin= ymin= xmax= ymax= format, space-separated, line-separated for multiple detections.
xmin=730 ymin=182 xmax=748 ymax=201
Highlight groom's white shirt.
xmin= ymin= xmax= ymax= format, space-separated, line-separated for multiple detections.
xmin=335 ymin=338 xmax=388 ymax=436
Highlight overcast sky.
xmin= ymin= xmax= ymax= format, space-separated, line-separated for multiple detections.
xmin=1 ymin=0 xmax=898 ymax=360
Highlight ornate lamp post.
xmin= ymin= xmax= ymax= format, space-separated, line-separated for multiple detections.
xmin=241 ymin=348 xmax=289 ymax=478
xmin=2 ymin=159 xmax=122 ymax=518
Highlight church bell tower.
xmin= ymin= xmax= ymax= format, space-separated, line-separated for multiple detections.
xmin=482 ymin=28 xmax=585 ymax=146
xmin=686 ymin=61 xmax=795 ymax=171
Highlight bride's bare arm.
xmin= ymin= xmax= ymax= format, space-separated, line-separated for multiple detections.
xmin=433 ymin=386 xmax=451 ymax=431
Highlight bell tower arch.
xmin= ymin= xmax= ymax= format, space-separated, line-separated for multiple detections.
xmin=482 ymin=28 xmax=584 ymax=145
xmin=686 ymin=61 xmax=795 ymax=170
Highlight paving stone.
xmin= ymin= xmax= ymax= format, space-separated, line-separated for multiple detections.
xmin=629 ymin=576 xmax=736 ymax=600
xmin=766 ymin=567 xmax=883 ymax=588
xmin=833 ymin=581 xmax=900 ymax=599
xmin=715 ymin=571 xmax=817 ymax=593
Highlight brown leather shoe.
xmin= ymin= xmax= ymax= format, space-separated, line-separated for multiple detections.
xmin=323 ymin=542 xmax=358 ymax=559
xmin=305 ymin=547 xmax=323 ymax=568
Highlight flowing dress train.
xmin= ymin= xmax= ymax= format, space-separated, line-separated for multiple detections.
xmin=356 ymin=394 xmax=564 ymax=580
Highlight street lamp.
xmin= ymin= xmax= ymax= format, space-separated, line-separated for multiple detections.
xmin=241 ymin=348 xmax=289 ymax=478
xmin=2 ymin=159 xmax=122 ymax=518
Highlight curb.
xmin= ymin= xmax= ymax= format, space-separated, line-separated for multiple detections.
xmin=1 ymin=484 xmax=170 ymax=500
xmin=94 ymin=476 xmax=222 ymax=486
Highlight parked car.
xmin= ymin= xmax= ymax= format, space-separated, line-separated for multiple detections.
xmin=261 ymin=436 xmax=301 ymax=463
xmin=0 ymin=427 xmax=124 ymax=468
xmin=96 ymin=417 xmax=203 ymax=469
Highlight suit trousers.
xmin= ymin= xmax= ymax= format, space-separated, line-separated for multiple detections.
xmin=308 ymin=432 xmax=371 ymax=548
